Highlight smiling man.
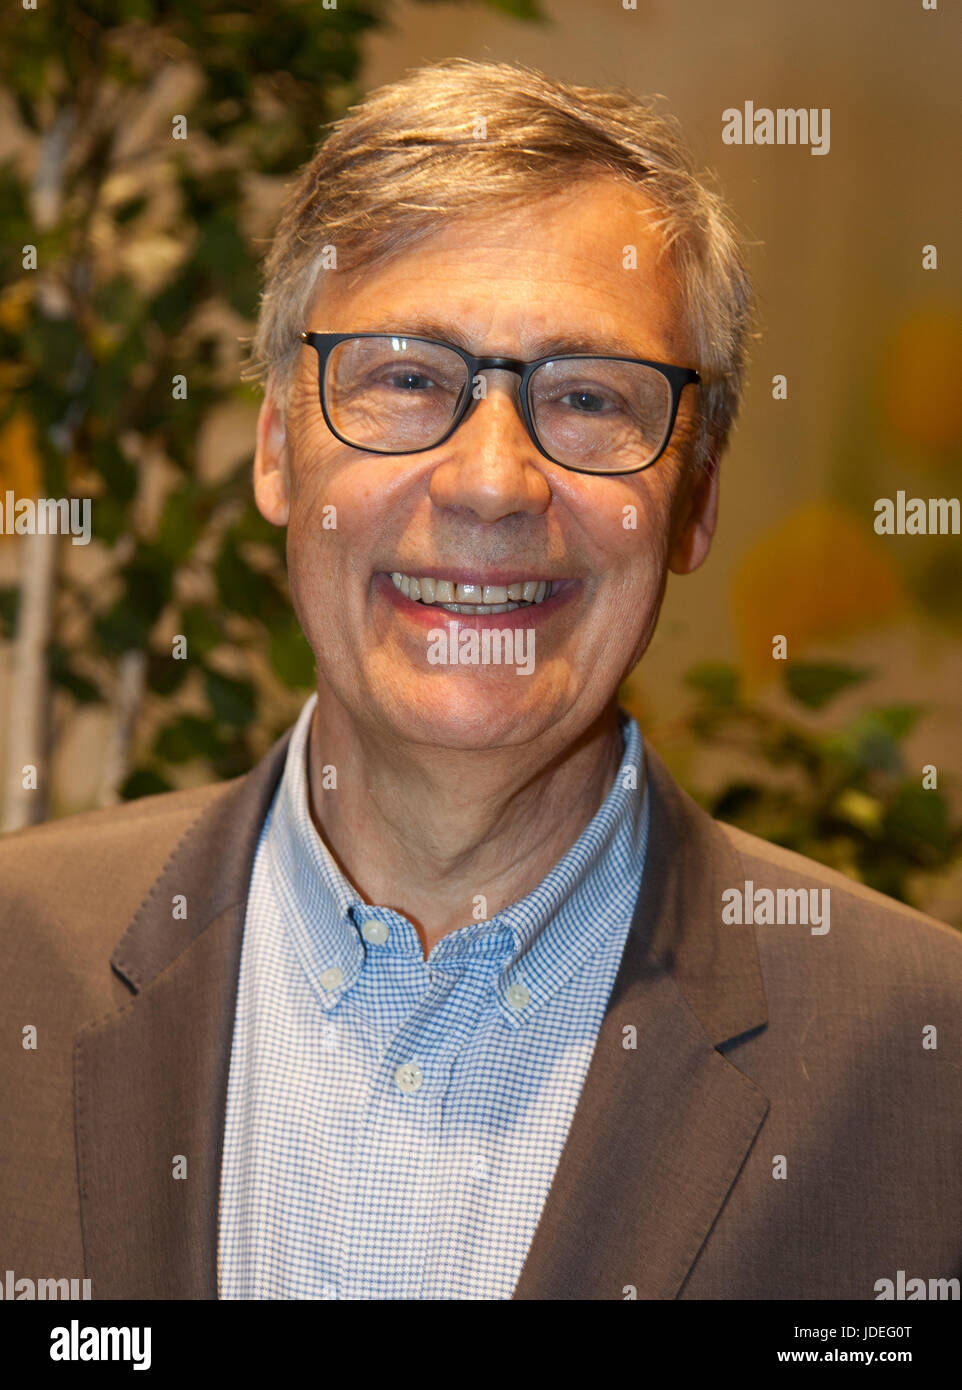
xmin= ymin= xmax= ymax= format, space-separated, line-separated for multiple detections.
xmin=253 ymin=174 xmax=714 ymax=956
xmin=2 ymin=59 xmax=961 ymax=1303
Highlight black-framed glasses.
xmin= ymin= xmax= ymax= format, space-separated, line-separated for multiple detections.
xmin=299 ymin=331 xmax=700 ymax=476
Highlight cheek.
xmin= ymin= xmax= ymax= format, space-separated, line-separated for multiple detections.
xmin=591 ymin=478 xmax=676 ymax=576
xmin=285 ymin=436 xmax=365 ymax=576
xmin=581 ymin=481 xmax=678 ymax=658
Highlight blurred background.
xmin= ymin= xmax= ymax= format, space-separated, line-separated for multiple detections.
xmin=1 ymin=0 xmax=960 ymax=922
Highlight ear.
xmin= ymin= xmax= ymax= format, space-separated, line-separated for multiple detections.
xmin=668 ymin=442 xmax=721 ymax=575
xmin=253 ymin=383 xmax=291 ymax=526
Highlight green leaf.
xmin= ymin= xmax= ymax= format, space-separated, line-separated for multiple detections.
xmin=882 ymin=785 xmax=952 ymax=860
xmin=89 ymin=495 xmax=129 ymax=546
xmin=95 ymin=276 xmax=142 ymax=328
xmin=113 ymin=194 xmax=149 ymax=226
xmin=48 ymin=643 xmax=102 ymax=704
xmin=94 ymin=601 xmax=150 ymax=653
xmin=784 ymin=661 xmax=871 ymax=710
xmin=120 ymin=768 xmax=174 ymax=800
xmin=153 ymin=714 xmax=225 ymax=763
xmin=831 ymin=706 xmax=923 ymax=775
xmin=214 ymin=532 xmax=268 ymax=613
xmin=204 ymin=668 xmax=256 ymax=727
xmin=194 ymin=208 xmax=248 ymax=290
xmin=180 ymin=603 xmax=222 ymax=658
xmin=91 ymin=437 xmax=138 ymax=503
xmin=155 ymin=486 xmax=202 ymax=562
xmin=0 ymin=585 xmax=19 ymax=637
xmin=711 ymin=781 xmax=763 ymax=820
xmin=270 ymin=620 xmax=315 ymax=688
xmin=146 ymin=648 xmax=189 ymax=697
xmin=864 ymin=705 xmax=922 ymax=741
xmin=684 ymin=661 xmax=739 ymax=706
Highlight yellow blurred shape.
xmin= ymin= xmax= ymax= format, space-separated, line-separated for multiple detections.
xmin=618 ymin=672 xmax=650 ymax=728
xmin=0 ymin=282 xmax=33 ymax=334
xmin=833 ymin=788 xmax=884 ymax=832
xmin=732 ymin=503 xmax=903 ymax=686
xmin=881 ymin=310 xmax=962 ymax=455
xmin=0 ymin=411 xmax=43 ymax=522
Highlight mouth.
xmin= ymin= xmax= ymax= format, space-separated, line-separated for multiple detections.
xmin=389 ymin=571 xmax=556 ymax=615
xmin=375 ymin=569 xmax=578 ymax=629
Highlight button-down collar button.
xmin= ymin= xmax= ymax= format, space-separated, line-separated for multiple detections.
xmin=505 ymin=982 xmax=530 ymax=1011
xmin=394 ymin=1062 xmax=424 ymax=1093
xmin=361 ymin=918 xmax=390 ymax=946
xmin=319 ymin=966 xmax=344 ymax=991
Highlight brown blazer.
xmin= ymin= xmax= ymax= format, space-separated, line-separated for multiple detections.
xmin=1 ymin=724 xmax=960 ymax=1300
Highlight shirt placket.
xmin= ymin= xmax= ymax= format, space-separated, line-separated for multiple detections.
xmin=343 ymin=951 xmax=498 ymax=1299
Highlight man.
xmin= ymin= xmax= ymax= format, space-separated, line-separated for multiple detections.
xmin=2 ymin=59 xmax=960 ymax=1302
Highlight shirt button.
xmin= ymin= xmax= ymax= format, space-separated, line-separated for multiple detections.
xmin=319 ymin=966 xmax=344 ymax=991
xmin=505 ymin=983 xmax=530 ymax=1011
xmin=394 ymin=1062 xmax=424 ymax=1093
xmin=361 ymin=918 xmax=389 ymax=946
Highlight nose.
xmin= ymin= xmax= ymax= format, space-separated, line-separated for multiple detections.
xmin=427 ymin=369 xmax=552 ymax=523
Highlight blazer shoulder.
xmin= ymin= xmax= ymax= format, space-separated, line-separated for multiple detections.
xmin=0 ymin=777 xmax=229 ymax=868
xmin=716 ymin=817 xmax=962 ymax=979
xmin=0 ymin=780 xmax=234 ymax=950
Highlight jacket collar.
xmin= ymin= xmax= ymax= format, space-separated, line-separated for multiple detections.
xmin=75 ymin=720 xmax=768 ymax=1299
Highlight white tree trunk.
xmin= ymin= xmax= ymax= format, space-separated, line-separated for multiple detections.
xmin=96 ymin=648 xmax=148 ymax=806
xmin=0 ymin=104 xmax=78 ymax=830
xmin=2 ymin=531 xmax=58 ymax=830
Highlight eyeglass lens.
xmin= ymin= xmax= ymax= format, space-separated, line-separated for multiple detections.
xmin=322 ymin=336 xmax=673 ymax=471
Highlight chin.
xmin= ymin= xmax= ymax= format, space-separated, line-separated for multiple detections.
xmin=378 ymin=675 xmax=561 ymax=752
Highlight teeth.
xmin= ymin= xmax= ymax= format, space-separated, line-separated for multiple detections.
xmin=440 ymin=601 xmax=523 ymax=614
xmin=389 ymin=573 xmax=555 ymax=610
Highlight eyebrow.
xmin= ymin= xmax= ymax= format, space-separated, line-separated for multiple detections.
xmin=354 ymin=316 xmax=652 ymax=360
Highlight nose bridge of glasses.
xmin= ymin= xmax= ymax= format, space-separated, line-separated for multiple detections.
xmin=465 ymin=357 xmax=528 ymax=413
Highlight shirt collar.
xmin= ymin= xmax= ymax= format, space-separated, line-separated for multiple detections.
xmin=264 ymin=692 xmax=649 ymax=1027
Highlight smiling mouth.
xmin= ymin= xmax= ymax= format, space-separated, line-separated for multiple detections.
xmin=389 ymin=572 xmax=556 ymax=616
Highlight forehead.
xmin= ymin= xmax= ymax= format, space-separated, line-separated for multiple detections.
xmin=306 ymin=176 xmax=692 ymax=363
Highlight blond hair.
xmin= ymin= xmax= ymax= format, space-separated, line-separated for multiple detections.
xmin=244 ymin=58 xmax=755 ymax=469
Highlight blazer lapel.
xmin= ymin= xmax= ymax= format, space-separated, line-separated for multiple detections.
xmin=74 ymin=728 xmax=293 ymax=1299
xmin=513 ymin=743 xmax=770 ymax=1300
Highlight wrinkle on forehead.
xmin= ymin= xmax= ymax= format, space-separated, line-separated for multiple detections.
xmin=307 ymin=176 xmax=691 ymax=364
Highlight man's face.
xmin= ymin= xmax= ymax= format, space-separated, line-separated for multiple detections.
xmin=255 ymin=176 xmax=719 ymax=752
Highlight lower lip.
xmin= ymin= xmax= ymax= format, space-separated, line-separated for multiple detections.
xmin=374 ymin=573 xmax=579 ymax=629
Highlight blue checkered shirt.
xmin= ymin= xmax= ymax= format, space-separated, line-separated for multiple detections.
xmin=217 ymin=692 xmax=649 ymax=1299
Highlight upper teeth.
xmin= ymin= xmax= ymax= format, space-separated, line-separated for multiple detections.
xmin=390 ymin=573 xmax=552 ymax=614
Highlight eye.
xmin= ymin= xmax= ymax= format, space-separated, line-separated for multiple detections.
xmin=386 ymin=370 xmax=437 ymax=391
xmin=558 ymin=389 xmax=614 ymax=414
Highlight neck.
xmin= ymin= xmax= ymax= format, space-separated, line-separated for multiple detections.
xmin=306 ymin=689 xmax=624 ymax=957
